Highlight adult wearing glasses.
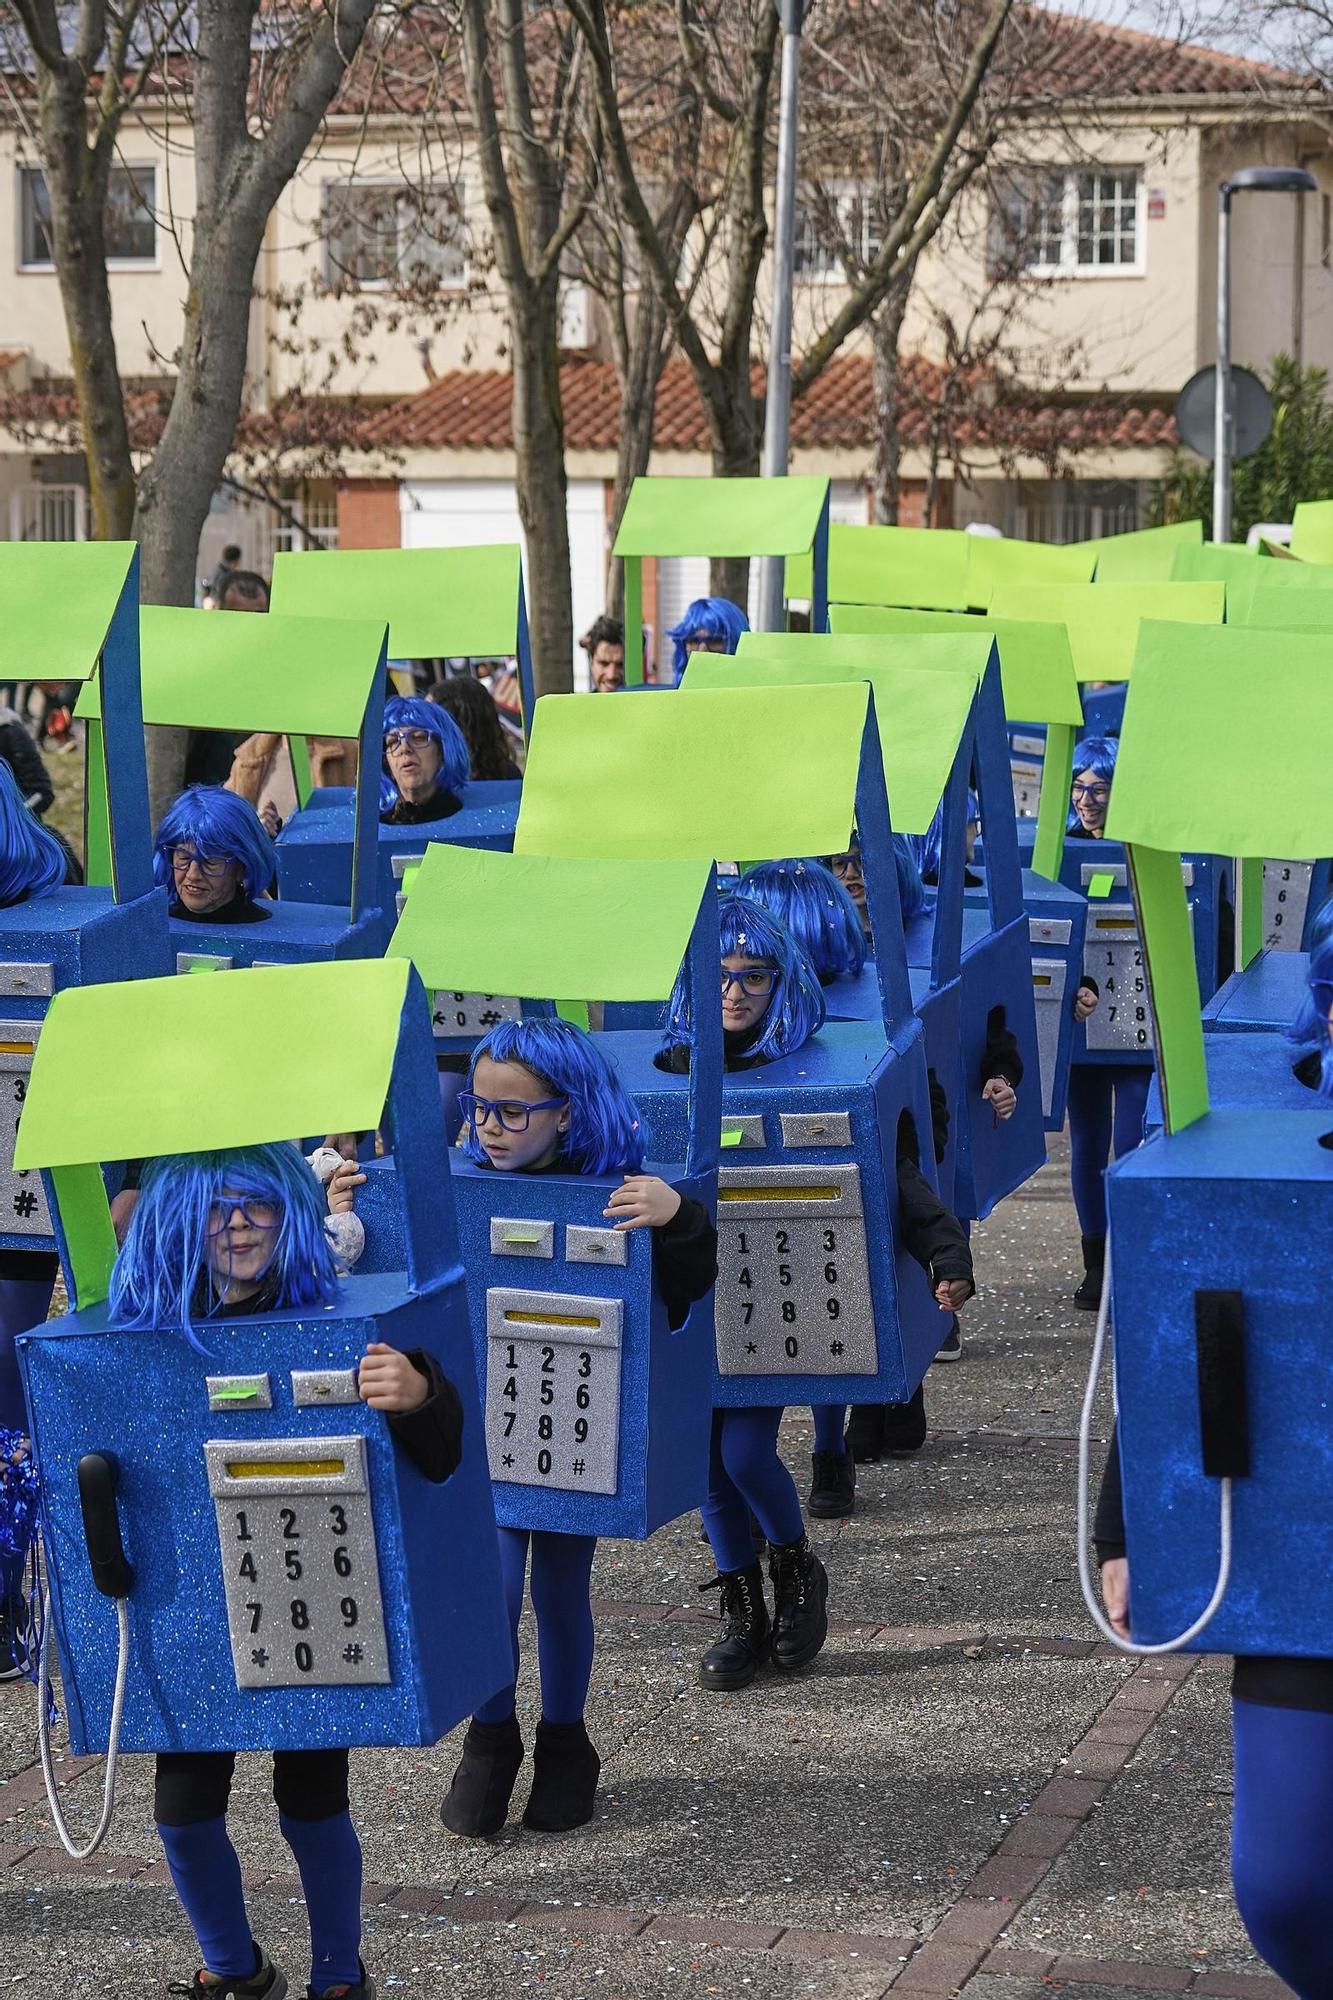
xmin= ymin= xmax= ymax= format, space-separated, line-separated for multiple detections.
xmin=1064 ymin=735 xmax=1152 ymax=1310
xmin=154 ymin=785 xmax=276 ymax=926
xmin=380 ymin=697 xmax=470 ymax=826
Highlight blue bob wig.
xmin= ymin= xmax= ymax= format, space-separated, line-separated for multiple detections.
xmin=463 ymin=1017 xmax=647 ymax=1176
xmin=662 ymin=893 xmax=826 ymax=1064
xmin=1288 ymin=903 xmax=1333 ymax=1083
xmin=1068 ymin=735 xmax=1118 ymax=830
xmin=742 ymin=859 xmax=866 ymax=983
xmin=667 ymin=596 xmax=750 ymax=683
xmin=153 ymin=785 xmax=274 ymax=903
xmin=893 ymin=834 xmax=927 ymax=922
xmin=110 ymin=1142 xmax=341 ymax=1352
xmin=912 ymin=787 xmax=980 ymax=887
xmin=0 ymin=760 xmax=66 ymax=908
xmin=381 ymin=695 xmax=470 ymax=811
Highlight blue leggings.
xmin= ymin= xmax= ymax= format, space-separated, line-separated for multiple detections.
xmin=702 ymin=1407 xmax=805 ymax=1574
xmin=475 ymin=1526 xmax=597 ymax=1728
xmin=1065 ymin=1065 xmax=1152 ymax=1237
xmin=1232 ymin=1697 xmax=1333 ymax=1995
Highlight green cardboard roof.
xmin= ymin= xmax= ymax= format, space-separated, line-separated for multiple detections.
xmin=74 ymin=605 xmax=386 ymax=734
xmin=1087 ymin=519 xmax=1203 ymax=584
xmin=1290 ymin=500 xmax=1333 ymax=564
xmin=269 ymin=545 xmax=523 ymax=658
xmin=14 ymin=961 xmax=411 ymax=1170
xmin=1107 ymin=620 xmax=1333 ymax=856
xmin=826 ymin=605 xmax=1083 ymax=725
xmin=987 ymin=580 xmax=1224 ymax=680
xmin=389 ymin=845 xmax=712 ymax=1001
xmin=515 ymin=683 xmax=868 ymax=861
xmin=0 ymin=541 xmax=136 ymax=683
xmin=689 ymin=634 xmax=986 ymax=835
xmin=1243 ymin=585 xmax=1333 ymax=631
xmin=613 ymin=475 xmax=829 ymax=559
xmin=964 ymin=534 xmax=1096 ymax=610
xmin=1168 ymin=541 xmax=1258 ymax=588
xmin=787 ymin=522 xmax=970 ymax=610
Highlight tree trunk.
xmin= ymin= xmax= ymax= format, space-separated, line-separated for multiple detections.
xmin=870 ymin=279 xmax=913 ymax=525
xmin=707 ymin=371 xmax=762 ymax=610
xmin=512 ymin=295 xmax=575 ymax=699
xmin=606 ymin=290 xmax=671 ymax=621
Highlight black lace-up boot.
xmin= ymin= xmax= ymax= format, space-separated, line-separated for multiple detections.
xmin=698 ymin=1562 xmax=770 ymax=1690
xmin=767 ymin=1534 xmax=829 ymax=1673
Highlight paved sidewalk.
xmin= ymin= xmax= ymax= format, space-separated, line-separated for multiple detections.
xmin=0 ymin=1140 xmax=1290 ymax=1998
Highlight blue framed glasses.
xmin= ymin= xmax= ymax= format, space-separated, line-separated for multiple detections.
xmin=170 ymin=848 xmax=233 ymax=879
xmin=384 ymin=728 xmax=434 ymax=752
xmin=1071 ymin=782 xmax=1110 ymax=804
xmin=722 ymin=964 xmax=777 ymax=997
xmin=459 ymin=1092 xmax=567 ymax=1132
xmin=207 ymin=1197 xmax=280 ymax=1237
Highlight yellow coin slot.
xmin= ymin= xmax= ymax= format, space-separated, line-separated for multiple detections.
xmin=225 ymin=1459 xmax=345 ymax=1480
xmin=0 ymin=1041 xmax=34 ymax=1056
xmin=719 ymin=1185 xmax=842 ymax=1203
xmin=1094 ymin=917 xmax=1137 ymax=931
xmin=1032 ymin=974 xmax=1053 ymax=987
xmin=504 ymin=1310 xmax=601 ymax=1329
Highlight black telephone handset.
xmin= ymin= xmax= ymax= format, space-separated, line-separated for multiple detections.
xmin=76 ymin=1453 xmax=134 ymax=1600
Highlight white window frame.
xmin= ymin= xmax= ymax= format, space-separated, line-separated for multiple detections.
xmin=999 ymin=166 xmax=1145 ymax=280
xmin=321 ymin=176 xmax=469 ymax=293
xmin=793 ymin=182 xmax=881 ymax=286
xmin=17 ymin=162 xmax=159 ymax=272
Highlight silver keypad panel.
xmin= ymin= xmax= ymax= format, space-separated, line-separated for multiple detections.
xmin=0 ymin=1019 xmax=49 ymax=1238
xmin=715 ymin=1163 xmax=875 ymax=1377
xmin=1263 ymin=860 xmax=1314 ymax=952
xmin=485 ymin=1288 xmax=622 ymax=1495
xmin=1030 ymin=957 xmax=1069 ymax=1120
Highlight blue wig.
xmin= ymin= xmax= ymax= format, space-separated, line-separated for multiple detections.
xmin=381 ymin=695 xmax=470 ymax=812
xmin=668 ymin=596 xmax=750 ymax=683
xmin=913 ymin=787 xmax=980 ymax=886
xmin=742 ymin=859 xmax=866 ymax=982
xmin=462 ymin=1017 xmax=647 ymax=1175
xmin=1289 ymin=909 xmax=1333 ymax=1086
xmin=153 ymin=785 xmax=274 ymax=902
xmin=662 ymin=893 xmax=826 ymax=1063
xmin=894 ymin=834 xmax=927 ymax=922
xmin=110 ymin=1142 xmax=341 ymax=1352
xmin=0 ymin=760 xmax=65 ymax=908
xmin=1068 ymin=735 xmax=1118 ymax=831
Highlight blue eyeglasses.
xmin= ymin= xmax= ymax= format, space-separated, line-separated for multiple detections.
xmin=1071 ymin=782 xmax=1110 ymax=803
xmin=207 ymin=1197 xmax=280 ymax=1236
xmin=459 ymin=1092 xmax=567 ymax=1132
xmin=384 ymin=728 xmax=435 ymax=752
xmin=722 ymin=964 xmax=777 ymax=997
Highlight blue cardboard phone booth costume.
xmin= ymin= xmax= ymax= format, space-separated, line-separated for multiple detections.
xmin=0 ymin=543 xmax=171 ymax=1267
xmin=387 ymin=843 xmax=722 ymax=1538
xmin=77 ymin=603 xmax=389 ymax=966
xmin=268 ymin=547 xmax=529 ymax=917
xmin=695 ymin=633 xmax=1046 ymax=1222
xmin=513 ymin=680 xmax=944 ymax=1409
xmin=1086 ymin=621 xmax=1333 ymax=1654
xmin=15 ymin=960 xmax=510 ymax=1753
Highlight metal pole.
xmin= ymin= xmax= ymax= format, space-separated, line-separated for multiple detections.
xmin=1213 ymin=185 xmax=1232 ymax=546
xmin=756 ymin=0 xmax=806 ymax=633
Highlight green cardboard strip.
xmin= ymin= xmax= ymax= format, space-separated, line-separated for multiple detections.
xmin=270 ymin=545 xmax=524 ymax=659
xmin=1127 ymin=844 xmax=1209 ymax=1134
xmin=74 ymin=606 xmax=386 ymax=736
xmin=0 ymin=541 xmax=136 ymax=684
xmin=691 ymin=639 xmax=984 ymax=836
xmin=964 ymin=533 xmax=1096 ymax=610
xmin=49 ymin=1162 xmax=118 ymax=1311
xmin=388 ymin=844 xmax=713 ymax=1001
xmin=1107 ymin=621 xmax=1333 ymax=857
xmin=1087 ymin=519 xmax=1203 ymax=585
xmin=1241 ymin=585 xmax=1333 ymax=631
xmin=827 ymin=606 xmax=1083 ymax=724
xmin=614 ymin=475 xmax=829 ymax=559
xmin=1238 ymin=854 xmax=1265 ymax=970
xmin=15 ymin=961 xmax=411 ymax=1171
xmin=987 ymin=581 xmax=1224 ymax=681
xmin=1088 ymin=871 xmax=1115 ymax=899
xmin=1032 ymin=720 xmax=1075 ymax=883
xmin=516 ymin=684 xmax=869 ymax=861
xmin=1291 ymin=500 xmax=1333 ymax=565
xmin=788 ymin=523 xmax=969 ymax=610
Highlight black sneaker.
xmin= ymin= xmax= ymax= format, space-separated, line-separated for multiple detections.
xmin=767 ymin=1535 xmax=829 ymax=1673
xmin=169 ymin=1944 xmax=287 ymax=1998
xmin=440 ymin=1715 xmax=524 ymax=1838
xmin=846 ymin=1405 xmax=886 ymax=1463
xmin=882 ymin=1384 xmax=928 ymax=1457
xmin=934 ymin=1319 xmax=962 ymax=1363
xmin=699 ymin=1562 xmax=771 ymax=1690
xmin=1074 ymin=1234 xmax=1106 ymax=1310
xmin=522 ymin=1717 xmax=601 ymax=1833
xmin=807 ymin=1449 xmax=856 ymax=1519
xmin=0 ymin=1600 xmax=32 ymax=1684
xmin=306 ymin=1967 xmax=374 ymax=2000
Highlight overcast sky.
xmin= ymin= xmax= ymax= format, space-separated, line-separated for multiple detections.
xmin=1063 ymin=0 xmax=1276 ymax=59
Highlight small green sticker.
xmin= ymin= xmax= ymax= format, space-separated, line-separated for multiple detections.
xmin=1088 ymin=872 xmax=1116 ymax=899
xmin=212 ymin=1384 xmax=261 ymax=1402
xmin=399 ymin=861 xmax=423 ymax=899
xmin=504 ymin=1228 xmax=545 ymax=1245
xmin=186 ymin=960 xmax=223 ymax=974
xmin=721 ymin=1125 xmax=745 ymax=1149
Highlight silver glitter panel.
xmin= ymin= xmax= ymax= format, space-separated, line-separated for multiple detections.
xmin=1010 ymin=755 xmax=1043 ymax=820
xmin=0 ymin=1020 xmax=50 ymax=1238
xmin=1263 ymin=860 xmax=1314 ymax=951
xmin=177 ymin=951 xmax=234 ymax=973
xmin=489 ymin=1216 xmax=554 ymax=1258
xmin=0 ymin=962 xmax=54 ymax=997
xmin=720 ymin=1115 xmax=766 ymax=1148
xmin=780 ymin=1110 xmax=851 ymax=1149
xmin=204 ymin=1434 xmax=391 ymax=1690
xmin=1083 ymin=903 xmax=1157 ymax=1055
xmin=290 ymin=1368 xmax=361 ymax=1407
xmin=484 ymin=1287 xmax=622 ymax=1496
xmin=715 ymin=1163 xmax=875 ymax=1378
xmin=1028 ymin=915 xmax=1073 ymax=948
xmin=1030 ymin=956 xmax=1069 ymax=1121
xmin=206 ymin=1374 xmax=272 ymax=1412
xmin=565 ymin=1225 xmax=628 ymax=1267
xmin=431 ymin=991 xmax=523 ymax=1038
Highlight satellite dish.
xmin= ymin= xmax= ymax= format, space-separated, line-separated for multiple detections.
xmin=1176 ymin=365 xmax=1274 ymax=461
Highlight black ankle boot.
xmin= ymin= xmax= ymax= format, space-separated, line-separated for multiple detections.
xmin=882 ymin=1383 xmax=928 ymax=1457
xmin=1074 ymin=1234 xmax=1106 ymax=1310
xmin=768 ymin=1534 xmax=829 ymax=1673
xmin=846 ymin=1404 xmax=886 ymax=1463
xmin=440 ymin=1714 xmax=524 ymax=1837
xmin=699 ymin=1561 xmax=771 ymax=1690
xmin=522 ymin=1717 xmax=601 ymax=1832
xmin=808 ymin=1448 xmax=856 ymax=1519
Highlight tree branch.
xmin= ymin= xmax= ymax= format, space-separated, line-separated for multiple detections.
xmin=674 ymin=0 xmax=737 ymax=123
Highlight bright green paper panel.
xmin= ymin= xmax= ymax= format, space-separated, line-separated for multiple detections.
xmin=1106 ymin=621 xmax=1333 ymax=857
xmin=1243 ymin=586 xmax=1333 ymax=631
xmin=988 ymin=581 xmax=1224 ymax=681
xmin=789 ymin=523 xmax=969 ymax=610
xmin=1291 ymin=500 xmax=1333 ymax=564
xmin=827 ymin=605 xmax=1082 ymax=725
xmin=614 ymin=475 xmax=828 ymax=559
xmin=270 ymin=545 xmax=523 ymax=658
xmin=1129 ymin=844 xmax=1209 ymax=1132
xmin=74 ymin=606 xmax=384 ymax=734
xmin=1088 ymin=519 xmax=1203 ymax=584
xmin=689 ymin=640 xmax=982 ymax=835
xmin=964 ymin=534 xmax=1096 ymax=610
xmin=1169 ymin=542 xmax=1257 ymax=589
xmin=389 ymin=845 xmax=711 ymax=1000
xmin=1227 ymin=556 xmax=1333 ymax=625
xmin=15 ymin=961 xmax=411 ymax=1169
xmin=0 ymin=541 xmax=135 ymax=683
xmin=516 ymin=684 xmax=868 ymax=861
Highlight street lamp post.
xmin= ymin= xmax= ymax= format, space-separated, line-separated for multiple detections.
xmin=1214 ymin=166 xmax=1316 ymax=545
xmin=756 ymin=0 xmax=810 ymax=633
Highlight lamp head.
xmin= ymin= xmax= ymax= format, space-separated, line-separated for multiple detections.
xmin=1224 ymin=165 xmax=1318 ymax=197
